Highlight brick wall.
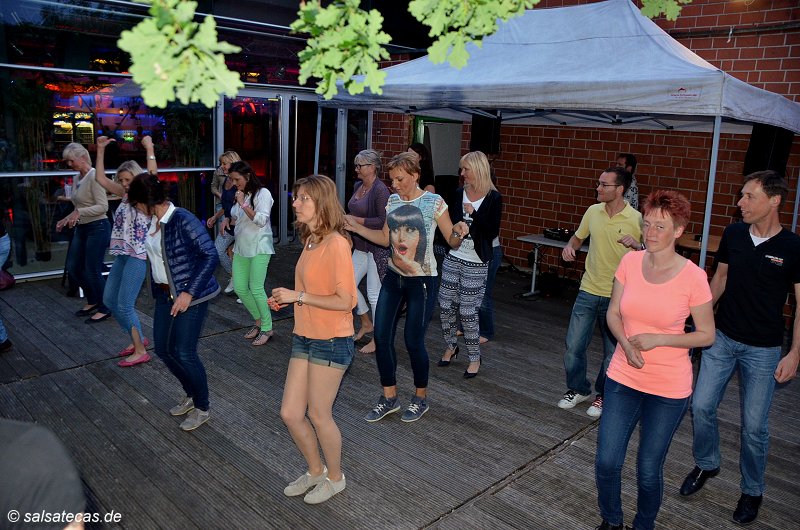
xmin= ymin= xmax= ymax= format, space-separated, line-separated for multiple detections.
xmin=371 ymin=0 xmax=800 ymax=275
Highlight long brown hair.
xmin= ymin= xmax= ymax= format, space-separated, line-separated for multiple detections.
xmin=293 ymin=174 xmax=350 ymax=246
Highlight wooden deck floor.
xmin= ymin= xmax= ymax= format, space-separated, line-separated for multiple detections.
xmin=0 ymin=245 xmax=797 ymax=530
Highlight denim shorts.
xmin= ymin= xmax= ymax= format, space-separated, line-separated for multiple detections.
xmin=291 ymin=335 xmax=354 ymax=370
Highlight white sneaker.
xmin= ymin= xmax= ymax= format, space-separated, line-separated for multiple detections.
xmin=303 ymin=475 xmax=346 ymax=504
xmin=557 ymin=389 xmax=592 ymax=409
xmin=179 ymin=408 xmax=209 ymax=431
xmin=169 ymin=396 xmax=194 ymax=416
xmin=586 ymin=395 xmax=603 ymax=417
xmin=224 ymin=279 xmax=235 ymax=293
xmin=284 ymin=466 xmax=328 ymax=497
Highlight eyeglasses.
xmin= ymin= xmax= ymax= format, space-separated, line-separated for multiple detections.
xmin=354 ymin=163 xmax=373 ymax=170
xmin=597 ymin=181 xmax=621 ymax=188
xmin=293 ymin=194 xmax=313 ymax=203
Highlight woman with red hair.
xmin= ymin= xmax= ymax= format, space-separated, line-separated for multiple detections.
xmin=595 ymin=190 xmax=715 ymax=530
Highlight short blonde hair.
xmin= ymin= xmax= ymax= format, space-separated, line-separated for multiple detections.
xmin=116 ymin=160 xmax=144 ymax=180
xmin=385 ymin=152 xmax=420 ymax=182
xmin=62 ymin=143 xmax=90 ymax=164
xmin=461 ymin=151 xmax=496 ymax=196
xmin=219 ymin=150 xmax=241 ymax=165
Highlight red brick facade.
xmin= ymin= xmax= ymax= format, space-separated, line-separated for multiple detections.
xmin=371 ymin=0 xmax=800 ymax=276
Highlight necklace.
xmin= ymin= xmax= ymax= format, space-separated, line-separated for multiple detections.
xmin=357 ymin=183 xmax=372 ymax=199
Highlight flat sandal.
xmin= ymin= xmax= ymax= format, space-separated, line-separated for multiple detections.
xmin=252 ymin=331 xmax=274 ymax=346
xmin=244 ymin=326 xmax=260 ymax=340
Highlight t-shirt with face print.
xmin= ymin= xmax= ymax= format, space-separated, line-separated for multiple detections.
xmin=385 ymin=191 xmax=447 ymax=277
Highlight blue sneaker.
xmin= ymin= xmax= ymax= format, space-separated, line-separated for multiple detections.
xmin=401 ymin=396 xmax=429 ymax=422
xmin=364 ymin=395 xmax=400 ymax=422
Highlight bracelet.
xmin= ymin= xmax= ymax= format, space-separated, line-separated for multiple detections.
xmin=451 ymin=230 xmax=462 ymax=239
xmin=296 ymin=291 xmax=304 ymax=306
xmin=147 ymin=155 xmax=156 ymax=160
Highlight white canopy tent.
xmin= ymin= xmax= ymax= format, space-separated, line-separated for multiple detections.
xmin=329 ymin=0 xmax=800 ymax=265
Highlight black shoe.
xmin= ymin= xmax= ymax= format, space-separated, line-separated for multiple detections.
xmin=595 ymin=521 xmax=623 ymax=530
xmin=732 ymin=493 xmax=762 ymax=525
xmin=0 ymin=339 xmax=12 ymax=353
xmin=85 ymin=312 xmax=111 ymax=324
xmin=679 ymin=466 xmax=720 ymax=496
xmin=463 ymin=360 xmax=480 ymax=378
xmin=437 ymin=345 xmax=459 ymax=367
xmin=75 ymin=305 xmax=99 ymax=317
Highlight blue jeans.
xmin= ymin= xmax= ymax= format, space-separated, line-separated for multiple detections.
xmin=103 ymin=255 xmax=147 ymax=340
xmin=691 ymin=329 xmax=781 ymax=496
xmin=153 ymin=290 xmax=210 ymax=410
xmin=478 ymin=245 xmax=503 ymax=339
xmin=374 ymin=269 xmax=436 ymax=389
xmin=0 ymin=233 xmax=10 ymax=269
xmin=66 ymin=219 xmax=111 ymax=310
xmin=596 ymin=378 xmax=689 ymax=530
xmin=0 ymin=234 xmax=8 ymax=342
xmin=564 ymin=290 xmax=616 ymax=396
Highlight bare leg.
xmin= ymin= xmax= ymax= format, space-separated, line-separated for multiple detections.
xmin=122 ymin=327 xmax=148 ymax=362
xmin=353 ymin=313 xmax=373 ymax=341
xmin=359 ymin=338 xmax=376 ymax=354
xmin=280 ymin=359 xmax=324 ymax=476
xmin=306 ymin=363 xmax=347 ymax=481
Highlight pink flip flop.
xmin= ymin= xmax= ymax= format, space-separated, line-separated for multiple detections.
xmin=118 ymin=353 xmax=151 ymax=367
xmin=117 ymin=338 xmax=151 ymax=357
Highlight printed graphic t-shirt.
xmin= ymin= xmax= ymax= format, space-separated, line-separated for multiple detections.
xmin=385 ymin=191 xmax=448 ymax=278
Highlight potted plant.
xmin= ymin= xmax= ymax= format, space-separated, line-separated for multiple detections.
xmin=24 ymin=178 xmax=53 ymax=261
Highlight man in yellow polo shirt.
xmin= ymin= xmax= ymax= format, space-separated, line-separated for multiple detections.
xmin=558 ymin=167 xmax=643 ymax=417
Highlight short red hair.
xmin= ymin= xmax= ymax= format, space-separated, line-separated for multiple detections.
xmin=643 ymin=190 xmax=691 ymax=228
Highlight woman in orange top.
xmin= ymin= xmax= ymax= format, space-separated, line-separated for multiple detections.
xmin=270 ymin=175 xmax=357 ymax=505
xmin=595 ymin=190 xmax=715 ymax=530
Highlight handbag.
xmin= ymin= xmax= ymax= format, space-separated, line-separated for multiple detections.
xmin=0 ymin=269 xmax=15 ymax=290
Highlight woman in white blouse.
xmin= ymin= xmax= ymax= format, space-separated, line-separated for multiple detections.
xmin=229 ymin=161 xmax=276 ymax=345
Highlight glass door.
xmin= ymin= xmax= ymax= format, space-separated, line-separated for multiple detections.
xmin=219 ymin=89 xmax=343 ymax=243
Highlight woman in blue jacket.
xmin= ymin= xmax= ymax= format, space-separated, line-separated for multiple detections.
xmin=127 ymin=173 xmax=220 ymax=431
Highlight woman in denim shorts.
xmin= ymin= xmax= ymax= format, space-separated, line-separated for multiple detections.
xmin=270 ymin=174 xmax=357 ymax=505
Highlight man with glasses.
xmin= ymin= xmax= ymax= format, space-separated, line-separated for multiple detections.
xmin=557 ymin=167 xmax=643 ymax=417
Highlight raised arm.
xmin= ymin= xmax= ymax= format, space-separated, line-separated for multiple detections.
xmin=142 ymin=135 xmax=157 ymax=175
xmin=94 ymin=137 xmax=126 ymax=197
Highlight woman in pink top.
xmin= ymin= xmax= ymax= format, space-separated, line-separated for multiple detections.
xmin=270 ymin=175 xmax=357 ymax=505
xmin=595 ymin=190 xmax=715 ymax=530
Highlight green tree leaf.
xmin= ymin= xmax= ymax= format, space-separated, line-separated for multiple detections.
xmin=291 ymin=0 xmax=390 ymax=99
xmin=117 ymin=0 xmax=243 ymax=108
xmin=641 ymin=0 xmax=692 ymax=21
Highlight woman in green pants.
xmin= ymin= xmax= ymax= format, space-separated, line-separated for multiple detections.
xmin=229 ymin=161 xmax=275 ymax=345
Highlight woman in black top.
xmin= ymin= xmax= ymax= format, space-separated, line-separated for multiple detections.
xmin=437 ymin=151 xmax=502 ymax=378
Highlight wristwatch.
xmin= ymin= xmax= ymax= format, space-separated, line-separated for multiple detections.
xmin=296 ymin=291 xmax=305 ymax=306
xmin=147 ymin=155 xmax=156 ymax=160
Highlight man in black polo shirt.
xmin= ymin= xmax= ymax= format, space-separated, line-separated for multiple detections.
xmin=678 ymin=170 xmax=800 ymax=525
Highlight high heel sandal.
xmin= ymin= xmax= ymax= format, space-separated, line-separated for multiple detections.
xmin=464 ymin=360 xmax=480 ymax=379
xmin=437 ymin=345 xmax=459 ymax=367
